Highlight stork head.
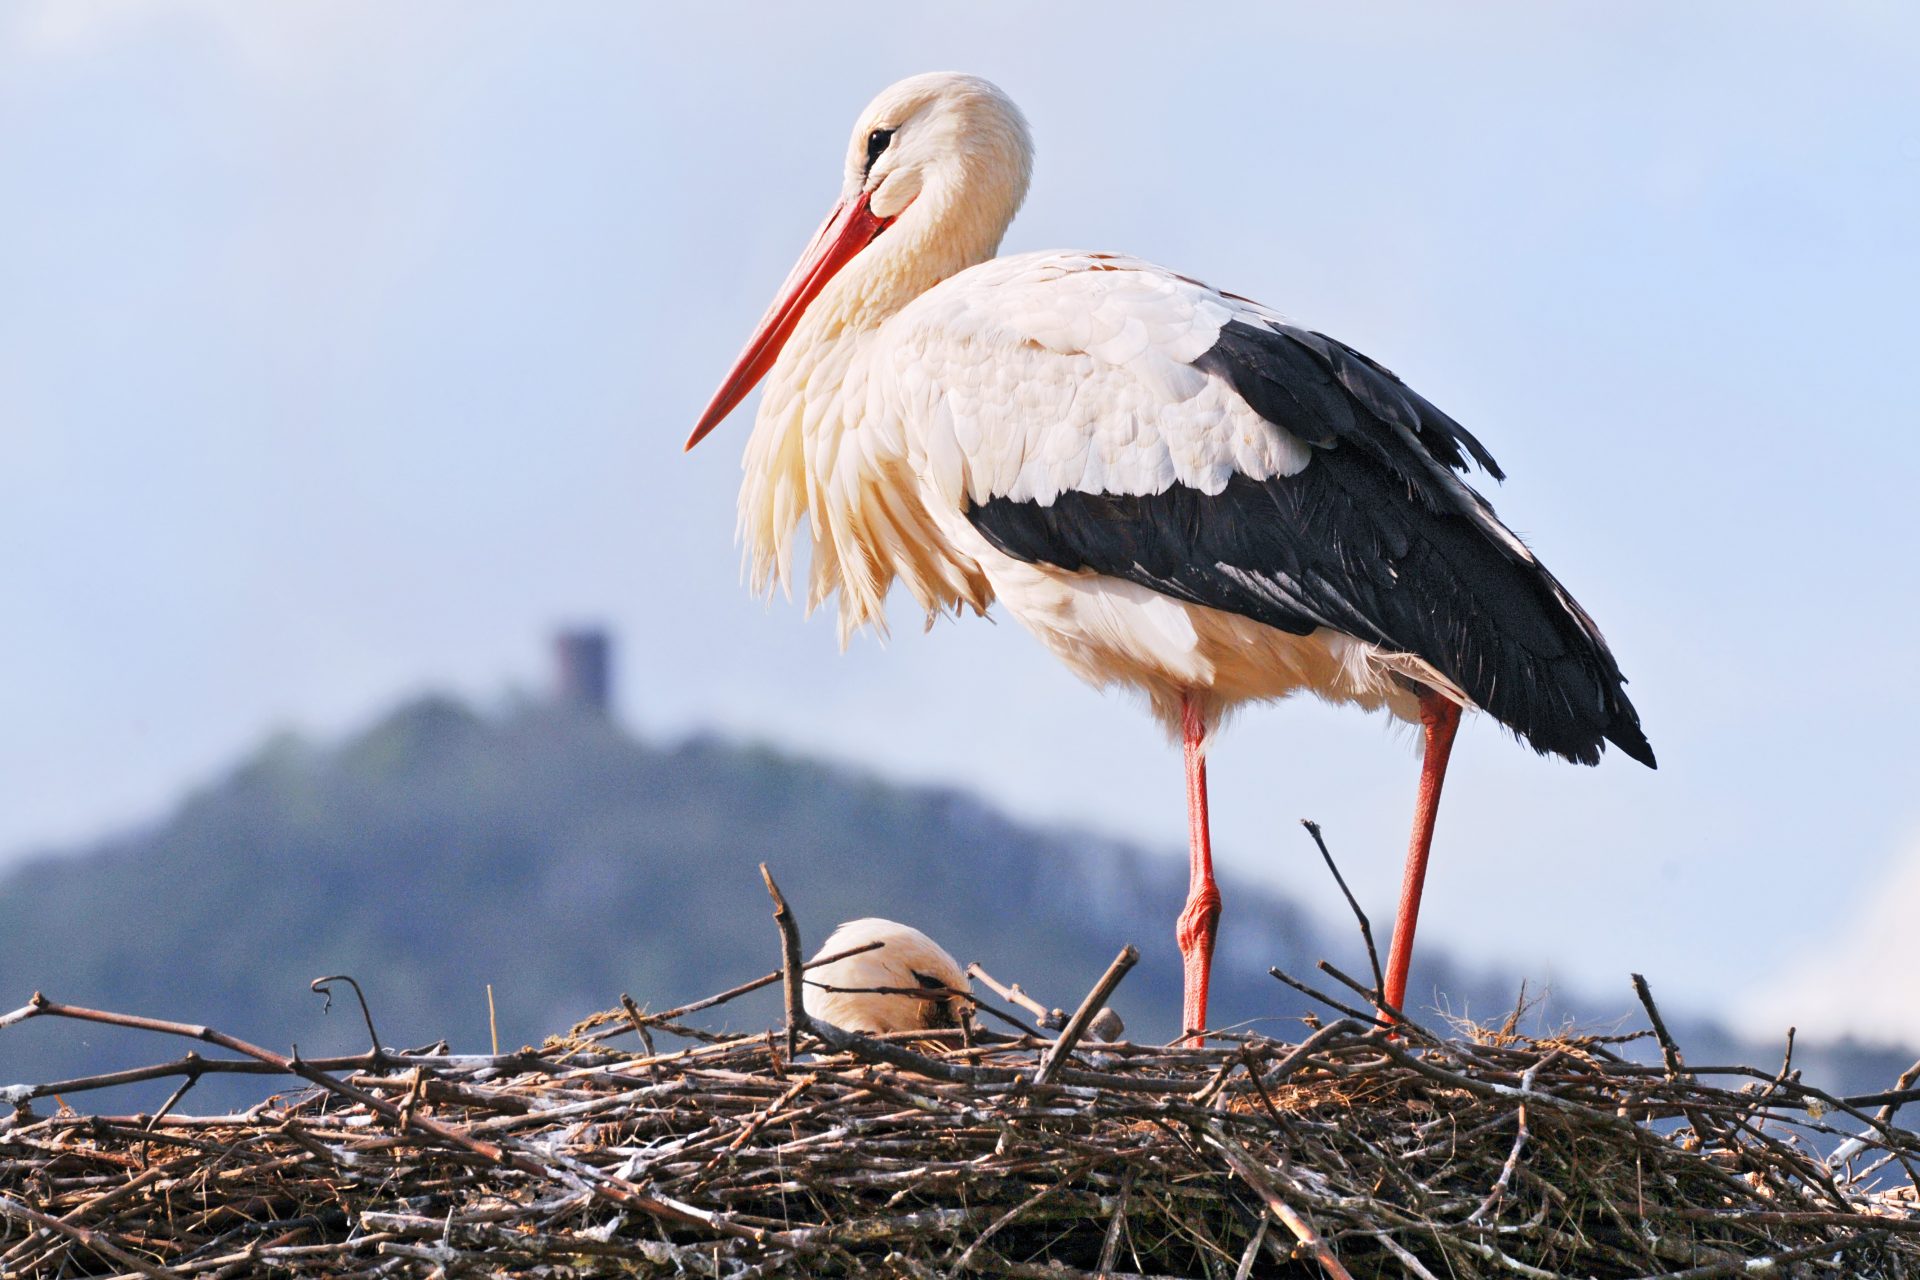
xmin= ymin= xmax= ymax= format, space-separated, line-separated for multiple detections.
xmin=687 ymin=72 xmax=1033 ymax=449
xmin=800 ymin=917 xmax=973 ymax=1034
xmin=832 ymin=70 xmax=1034 ymax=238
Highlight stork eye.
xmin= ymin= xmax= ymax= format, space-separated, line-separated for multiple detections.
xmin=864 ymin=127 xmax=895 ymax=173
xmin=911 ymin=971 xmax=948 ymax=991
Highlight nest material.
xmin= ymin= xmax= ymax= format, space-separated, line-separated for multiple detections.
xmin=3 ymin=874 xmax=1919 ymax=1279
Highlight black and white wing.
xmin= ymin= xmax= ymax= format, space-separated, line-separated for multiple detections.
xmin=885 ymin=251 xmax=1653 ymax=767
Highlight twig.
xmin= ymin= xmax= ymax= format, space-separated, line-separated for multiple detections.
xmin=1097 ymin=1165 xmax=1135 ymax=1276
xmin=1299 ymin=820 xmax=1384 ymax=1002
xmin=590 ymin=940 xmax=886 ymax=1044
xmin=618 ymin=993 xmax=659 ymax=1064
xmin=760 ymin=862 xmax=809 ymax=1059
xmin=1315 ymin=960 xmax=1428 ymax=1039
xmin=1832 ymin=1054 xmax=1920 ymax=1171
xmin=1632 ymin=972 xmax=1685 ymax=1080
xmin=308 ymin=975 xmax=384 ymax=1061
xmin=1635 ymin=1233 xmax=1882 ymax=1279
xmin=1368 ymin=1230 xmax=1443 ymax=1280
xmin=144 ymin=1072 xmax=200 ymax=1132
xmin=1205 ymin=1123 xmax=1356 ymax=1280
xmin=1876 ymin=1057 xmax=1920 ymax=1128
xmin=1033 ymin=946 xmax=1137 ymax=1087
xmin=966 ymin=963 xmax=1066 ymax=1030
xmin=1231 ymin=1214 xmax=1269 ymax=1280
xmin=1269 ymin=966 xmax=1385 ymax=1028
xmin=1633 ymin=972 xmax=1734 ymax=1150
xmin=1465 ymin=1054 xmax=1548 ymax=1224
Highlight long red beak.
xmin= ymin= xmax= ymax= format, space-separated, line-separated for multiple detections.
xmin=686 ymin=192 xmax=894 ymax=450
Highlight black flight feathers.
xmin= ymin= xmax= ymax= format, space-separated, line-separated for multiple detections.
xmin=967 ymin=320 xmax=1655 ymax=769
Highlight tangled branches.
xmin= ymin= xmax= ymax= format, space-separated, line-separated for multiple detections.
xmin=2 ymin=865 xmax=1918 ymax=1278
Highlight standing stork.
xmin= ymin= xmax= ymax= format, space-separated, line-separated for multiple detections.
xmin=686 ymin=73 xmax=1654 ymax=1041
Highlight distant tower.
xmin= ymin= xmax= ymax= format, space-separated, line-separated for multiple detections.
xmin=553 ymin=627 xmax=614 ymax=717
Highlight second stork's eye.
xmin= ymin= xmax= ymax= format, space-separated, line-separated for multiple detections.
xmin=865 ymin=127 xmax=895 ymax=174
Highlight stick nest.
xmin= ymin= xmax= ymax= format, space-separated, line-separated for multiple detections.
xmin=4 ymin=873 xmax=1918 ymax=1278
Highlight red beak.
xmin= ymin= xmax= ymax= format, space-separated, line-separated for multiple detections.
xmin=686 ymin=192 xmax=895 ymax=450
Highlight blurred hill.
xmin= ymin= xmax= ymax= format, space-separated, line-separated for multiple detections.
xmin=0 ymin=696 xmax=1909 ymax=1113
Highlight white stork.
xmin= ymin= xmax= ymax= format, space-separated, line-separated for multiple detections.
xmin=687 ymin=72 xmax=1654 ymax=1041
xmin=803 ymin=918 xmax=972 ymax=1034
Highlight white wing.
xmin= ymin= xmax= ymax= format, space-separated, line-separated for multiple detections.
xmin=876 ymin=252 xmax=1312 ymax=511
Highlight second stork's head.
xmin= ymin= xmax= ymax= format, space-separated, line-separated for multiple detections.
xmin=801 ymin=917 xmax=973 ymax=1034
xmin=687 ymin=72 xmax=1033 ymax=448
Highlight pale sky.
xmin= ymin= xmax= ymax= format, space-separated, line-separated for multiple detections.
xmin=3 ymin=3 xmax=1917 ymax=1041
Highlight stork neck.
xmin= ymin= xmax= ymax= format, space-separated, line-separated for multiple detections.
xmin=816 ymin=188 xmax=1010 ymax=335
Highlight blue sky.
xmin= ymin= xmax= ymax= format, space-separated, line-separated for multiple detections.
xmin=3 ymin=3 xmax=1916 ymax=1041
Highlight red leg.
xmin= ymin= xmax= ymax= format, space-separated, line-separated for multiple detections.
xmin=1382 ymin=692 xmax=1462 ymax=1020
xmin=1176 ymin=695 xmax=1222 ymax=1046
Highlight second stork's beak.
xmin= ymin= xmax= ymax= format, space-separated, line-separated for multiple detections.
xmin=686 ymin=192 xmax=895 ymax=450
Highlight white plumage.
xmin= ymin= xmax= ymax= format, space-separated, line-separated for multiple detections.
xmin=892 ymin=254 xmax=1301 ymax=508
xmin=802 ymin=919 xmax=970 ymax=1035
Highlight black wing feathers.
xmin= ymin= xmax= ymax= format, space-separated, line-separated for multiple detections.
xmin=1205 ymin=321 xmax=1504 ymax=501
xmin=967 ymin=320 xmax=1654 ymax=768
